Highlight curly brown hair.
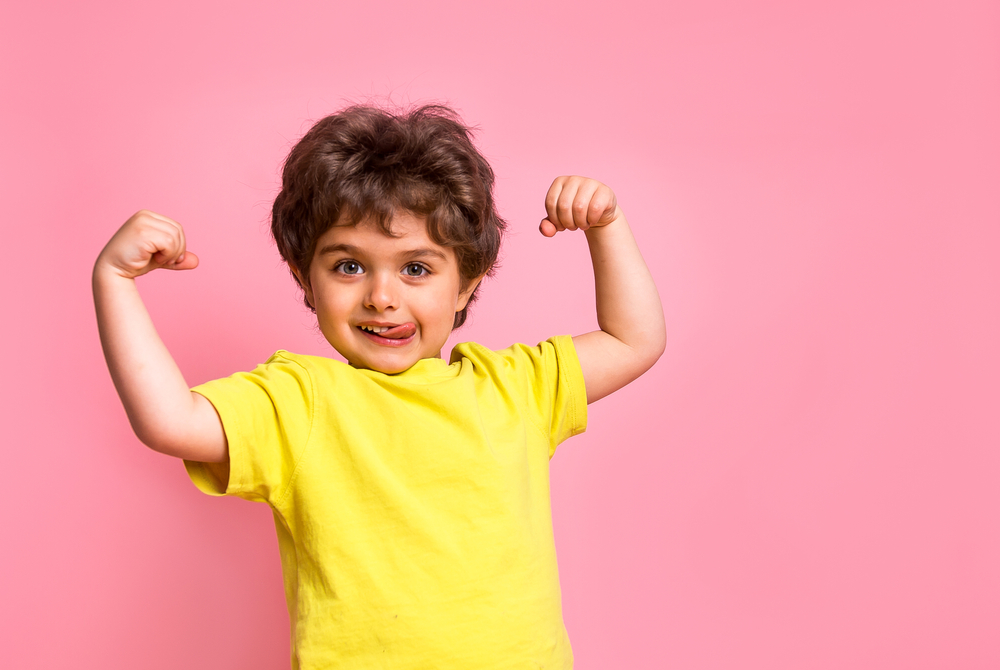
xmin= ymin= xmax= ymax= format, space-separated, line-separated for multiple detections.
xmin=271 ymin=104 xmax=506 ymax=328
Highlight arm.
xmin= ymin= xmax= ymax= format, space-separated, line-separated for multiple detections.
xmin=540 ymin=176 xmax=666 ymax=403
xmin=93 ymin=210 xmax=228 ymax=462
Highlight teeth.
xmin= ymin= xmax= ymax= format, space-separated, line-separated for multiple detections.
xmin=361 ymin=325 xmax=390 ymax=334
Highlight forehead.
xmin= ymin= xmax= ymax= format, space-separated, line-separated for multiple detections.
xmin=313 ymin=211 xmax=455 ymax=262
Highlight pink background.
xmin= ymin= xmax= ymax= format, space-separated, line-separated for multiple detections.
xmin=2 ymin=1 xmax=998 ymax=667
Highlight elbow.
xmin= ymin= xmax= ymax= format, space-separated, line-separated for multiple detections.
xmin=129 ymin=410 xmax=228 ymax=464
xmin=640 ymin=338 xmax=666 ymax=376
xmin=132 ymin=423 xmax=178 ymax=456
xmin=639 ymin=323 xmax=667 ymax=371
xmin=620 ymin=326 xmax=666 ymax=381
xmin=130 ymin=419 xmax=192 ymax=459
xmin=651 ymin=322 xmax=667 ymax=359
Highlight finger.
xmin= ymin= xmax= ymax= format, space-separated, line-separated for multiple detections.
xmin=145 ymin=222 xmax=189 ymax=269
xmin=539 ymin=219 xmax=559 ymax=237
xmin=140 ymin=210 xmax=188 ymax=265
xmin=151 ymin=247 xmax=178 ymax=268
xmin=572 ymin=179 xmax=601 ymax=229
xmin=165 ymin=250 xmax=200 ymax=271
xmin=544 ymin=178 xmax=566 ymax=228
xmin=556 ymin=180 xmax=581 ymax=231
xmin=174 ymin=223 xmax=188 ymax=266
xmin=159 ymin=215 xmax=188 ymax=266
xmin=590 ymin=184 xmax=619 ymax=226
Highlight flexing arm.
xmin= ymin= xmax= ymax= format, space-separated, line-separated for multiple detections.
xmin=93 ymin=210 xmax=228 ymax=462
xmin=540 ymin=177 xmax=666 ymax=403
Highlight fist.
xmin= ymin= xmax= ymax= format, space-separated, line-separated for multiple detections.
xmin=539 ymin=176 xmax=620 ymax=238
xmin=96 ymin=210 xmax=199 ymax=279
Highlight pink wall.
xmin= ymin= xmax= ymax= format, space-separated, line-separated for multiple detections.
xmin=2 ymin=1 xmax=998 ymax=667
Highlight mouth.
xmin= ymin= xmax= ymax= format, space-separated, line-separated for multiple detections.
xmin=357 ymin=322 xmax=417 ymax=346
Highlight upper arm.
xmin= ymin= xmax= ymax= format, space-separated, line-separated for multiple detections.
xmin=177 ymin=356 xmax=314 ymax=498
xmin=573 ymin=329 xmax=665 ymax=404
xmin=142 ymin=391 xmax=229 ymax=464
xmin=186 ymin=391 xmax=229 ymax=463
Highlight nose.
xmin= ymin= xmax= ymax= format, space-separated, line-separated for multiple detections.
xmin=364 ymin=271 xmax=398 ymax=312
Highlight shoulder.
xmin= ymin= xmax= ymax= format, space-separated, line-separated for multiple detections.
xmin=452 ymin=336 xmax=577 ymax=364
xmin=264 ymin=349 xmax=330 ymax=371
xmin=196 ymin=350 xmax=354 ymax=405
xmin=451 ymin=337 xmax=588 ymax=446
xmin=256 ymin=350 xmax=364 ymax=381
xmin=450 ymin=336 xmax=582 ymax=383
xmin=213 ymin=350 xmax=317 ymax=389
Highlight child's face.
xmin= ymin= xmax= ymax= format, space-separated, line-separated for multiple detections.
xmin=299 ymin=212 xmax=478 ymax=374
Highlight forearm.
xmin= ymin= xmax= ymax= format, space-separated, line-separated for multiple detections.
xmin=93 ymin=264 xmax=222 ymax=459
xmin=585 ymin=210 xmax=665 ymax=356
xmin=572 ymin=211 xmax=666 ymax=402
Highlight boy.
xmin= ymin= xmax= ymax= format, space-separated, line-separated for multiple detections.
xmin=93 ymin=105 xmax=665 ymax=668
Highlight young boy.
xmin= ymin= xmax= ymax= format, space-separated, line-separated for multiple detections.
xmin=93 ymin=105 xmax=665 ymax=669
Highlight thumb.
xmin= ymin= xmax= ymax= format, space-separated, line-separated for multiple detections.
xmin=166 ymin=251 xmax=200 ymax=271
xmin=539 ymin=218 xmax=559 ymax=238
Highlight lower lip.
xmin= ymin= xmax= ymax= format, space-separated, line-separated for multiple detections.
xmin=358 ymin=328 xmax=415 ymax=347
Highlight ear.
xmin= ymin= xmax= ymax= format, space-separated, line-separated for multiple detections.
xmin=289 ymin=264 xmax=315 ymax=309
xmin=456 ymin=273 xmax=486 ymax=312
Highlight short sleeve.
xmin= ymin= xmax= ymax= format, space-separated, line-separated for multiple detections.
xmin=493 ymin=335 xmax=588 ymax=457
xmin=184 ymin=351 xmax=314 ymax=503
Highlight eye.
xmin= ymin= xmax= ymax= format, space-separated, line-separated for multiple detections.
xmin=403 ymin=263 xmax=428 ymax=277
xmin=335 ymin=260 xmax=363 ymax=275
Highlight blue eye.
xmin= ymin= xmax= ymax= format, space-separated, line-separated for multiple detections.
xmin=404 ymin=264 xmax=428 ymax=277
xmin=336 ymin=261 xmax=363 ymax=275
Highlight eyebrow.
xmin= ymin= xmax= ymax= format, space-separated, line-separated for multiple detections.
xmin=316 ymin=243 xmax=359 ymax=256
xmin=316 ymin=243 xmax=449 ymax=262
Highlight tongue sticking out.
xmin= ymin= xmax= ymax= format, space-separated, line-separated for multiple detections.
xmin=377 ymin=323 xmax=416 ymax=340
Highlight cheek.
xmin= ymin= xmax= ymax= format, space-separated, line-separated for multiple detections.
xmin=312 ymin=287 xmax=353 ymax=321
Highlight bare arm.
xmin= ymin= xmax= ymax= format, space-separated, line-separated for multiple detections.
xmin=540 ymin=177 xmax=666 ymax=403
xmin=93 ymin=210 xmax=228 ymax=462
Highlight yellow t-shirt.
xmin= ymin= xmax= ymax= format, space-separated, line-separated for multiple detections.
xmin=185 ymin=336 xmax=587 ymax=669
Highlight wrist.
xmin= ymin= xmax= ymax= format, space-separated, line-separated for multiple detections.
xmin=92 ymin=257 xmax=136 ymax=290
xmin=584 ymin=207 xmax=628 ymax=240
